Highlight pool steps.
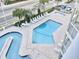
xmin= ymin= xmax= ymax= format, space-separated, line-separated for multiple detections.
xmin=0 ymin=37 xmax=13 ymax=59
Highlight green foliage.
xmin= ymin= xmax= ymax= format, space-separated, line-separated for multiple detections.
xmin=24 ymin=14 xmax=30 ymax=23
xmin=66 ymin=0 xmax=74 ymax=3
xmin=14 ymin=22 xmax=20 ymax=26
xmin=5 ymin=0 xmax=27 ymax=5
xmin=13 ymin=8 xmax=33 ymax=26
xmin=55 ymin=0 xmax=62 ymax=5
xmin=13 ymin=8 xmax=26 ymax=19
xmin=55 ymin=0 xmax=62 ymax=1
xmin=39 ymin=0 xmax=49 ymax=4
xmin=46 ymin=7 xmax=55 ymax=13
xmin=23 ymin=10 xmax=32 ymax=23
xmin=43 ymin=7 xmax=55 ymax=13
xmin=13 ymin=8 xmax=25 ymax=26
xmin=5 ymin=0 xmax=15 ymax=5
xmin=38 ymin=8 xmax=41 ymax=15
xmin=14 ymin=19 xmax=26 ymax=27
xmin=13 ymin=6 xmax=55 ymax=27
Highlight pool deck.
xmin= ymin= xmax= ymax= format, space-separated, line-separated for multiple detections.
xmin=0 ymin=11 xmax=72 ymax=59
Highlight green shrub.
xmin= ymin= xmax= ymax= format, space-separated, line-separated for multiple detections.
xmin=47 ymin=7 xmax=55 ymax=13
xmin=38 ymin=8 xmax=41 ymax=15
xmin=5 ymin=0 xmax=15 ymax=5
xmin=65 ymin=0 xmax=73 ymax=3
xmin=14 ymin=7 xmax=55 ymax=27
xmin=5 ymin=0 xmax=27 ymax=5
xmin=14 ymin=22 xmax=19 ymax=26
xmin=42 ymin=7 xmax=55 ymax=13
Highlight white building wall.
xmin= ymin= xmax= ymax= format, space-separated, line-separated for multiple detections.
xmin=61 ymin=33 xmax=79 ymax=59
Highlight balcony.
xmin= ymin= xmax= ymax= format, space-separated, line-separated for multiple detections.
xmin=72 ymin=15 xmax=79 ymax=30
xmin=71 ymin=9 xmax=79 ymax=31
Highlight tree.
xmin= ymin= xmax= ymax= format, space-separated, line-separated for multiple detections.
xmin=24 ymin=14 xmax=30 ymax=23
xmin=13 ymin=8 xmax=33 ymax=26
xmin=12 ymin=8 xmax=25 ymax=26
xmin=66 ymin=0 xmax=74 ymax=3
xmin=38 ymin=8 xmax=41 ymax=15
xmin=5 ymin=0 xmax=12 ymax=5
xmin=39 ymin=0 xmax=49 ymax=4
xmin=23 ymin=10 xmax=32 ymax=23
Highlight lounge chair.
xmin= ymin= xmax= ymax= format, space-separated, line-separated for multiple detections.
xmin=37 ymin=15 xmax=40 ymax=19
xmin=33 ymin=17 xmax=38 ymax=22
xmin=31 ymin=20 xmax=35 ymax=23
xmin=45 ymin=12 xmax=49 ymax=15
xmin=21 ymin=23 xmax=26 ymax=26
xmin=44 ymin=12 xmax=46 ymax=16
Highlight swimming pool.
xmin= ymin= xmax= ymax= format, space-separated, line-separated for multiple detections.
xmin=32 ymin=20 xmax=62 ymax=44
xmin=0 ymin=32 xmax=31 ymax=59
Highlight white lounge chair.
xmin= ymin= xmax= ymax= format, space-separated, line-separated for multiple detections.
xmin=44 ymin=13 xmax=46 ymax=16
xmin=41 ymin=14 xmax=44 ymax=17
xmin=21 ymin=23 xmax=26 ymax=26
xmin=45 ymin=12 xmax=49 ymax=15
xmin=36 ymin=15 xmax=40 ymax=19
xmin=33 ymin=17 xmax=38 ymax=22
xmin=31 ymin=20 xmax=35 ymax=23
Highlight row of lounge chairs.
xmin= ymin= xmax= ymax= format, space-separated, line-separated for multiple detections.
xmin=21 ymin=12 xmax=49 ymax=27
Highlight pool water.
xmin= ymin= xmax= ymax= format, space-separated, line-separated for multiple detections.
xmin=32 ymin=20 xmax=61 ymax=44
xmin=0 ymin=32 xmax=30 ymax=59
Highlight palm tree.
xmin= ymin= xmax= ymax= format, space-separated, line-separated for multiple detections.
xmin=23 ymin=10 xmax=32 ymax=23
xmin=38 ymin=8 xmax=41 ymax=15
xmin=12 ymin=8 xmax=25 ymax=26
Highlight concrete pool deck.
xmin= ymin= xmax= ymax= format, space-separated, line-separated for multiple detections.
xmin=0 ymin=11 xmax=72 ymax=59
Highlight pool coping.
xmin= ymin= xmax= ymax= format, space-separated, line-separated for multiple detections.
xmin=0 ymin=11 xmax=72 ymax=59
xmin=19 ymin=11 xmax=72 ymax=59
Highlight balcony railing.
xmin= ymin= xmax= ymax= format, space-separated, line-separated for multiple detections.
xmin=67 ymin=23 xmax=78 ymax=39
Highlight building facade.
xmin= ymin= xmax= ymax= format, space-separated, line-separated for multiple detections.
xmin=58 ymin=8 xmax=79 ymax=59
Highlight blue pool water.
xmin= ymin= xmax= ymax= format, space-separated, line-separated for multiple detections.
xmin=32 ymin=20 xmax=61 ymax=44
xmin=0 ymin=32 xmax=30 ymax=59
